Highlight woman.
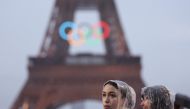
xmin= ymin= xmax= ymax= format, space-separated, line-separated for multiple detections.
xmin=140 ymin=85 xmax=173 ymax=109
xmin=102 ymin=80 xmax=136 ymax=109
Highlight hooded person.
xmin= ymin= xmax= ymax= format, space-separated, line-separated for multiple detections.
xmin=102 ymin=80 xmax=136 ymax=109
xmin=140 ymin=85 xmax=173 ymax=109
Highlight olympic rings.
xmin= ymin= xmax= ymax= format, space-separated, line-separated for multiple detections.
xmin=59 ymin=21 xmax=110 ymax=46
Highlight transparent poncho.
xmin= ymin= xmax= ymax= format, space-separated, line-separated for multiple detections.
xmin=103 ymin=80 xmax=136 ymax=109
xmin=141 ymin=85 xmax=173 ymax=109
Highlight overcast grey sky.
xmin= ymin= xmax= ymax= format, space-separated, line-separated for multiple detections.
xmin=0 ymin=0 xmax=190 ymax=109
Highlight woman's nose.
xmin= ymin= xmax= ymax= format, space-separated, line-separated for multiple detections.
xmin=105 ymin=96 xmax=110 ymax=103
xmin=140 ymin=101 xmax=144 ymax=106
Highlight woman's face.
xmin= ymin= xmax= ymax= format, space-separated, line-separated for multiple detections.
xmin=102 ymin=84 xmax=123 ymax=109
xmin=140 ymin=96 xmax=151 ymax=109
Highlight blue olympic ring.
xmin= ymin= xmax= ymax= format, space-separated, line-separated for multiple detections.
xmin=59 ymin=21 xmax=79 ymax=40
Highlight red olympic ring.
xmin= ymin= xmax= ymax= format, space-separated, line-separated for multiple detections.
xmin=92 ymin=21 xmax=110 ymax=39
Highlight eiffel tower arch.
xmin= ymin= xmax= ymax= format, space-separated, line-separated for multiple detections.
xmin=11 ymin=0 xmax=144 ymax=109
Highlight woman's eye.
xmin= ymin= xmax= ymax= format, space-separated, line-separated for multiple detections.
xmin=110 ymin=94 xmax=116 ymax=98
xmin=102 ymin=93 xmax=106 ymax=97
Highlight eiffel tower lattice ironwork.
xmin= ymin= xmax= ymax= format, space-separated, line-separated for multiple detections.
xmin=11 ymin=0 xmax=145 ymax=109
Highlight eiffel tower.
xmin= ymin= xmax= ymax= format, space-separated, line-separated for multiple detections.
xmin=11 ymin=0 xmax=144 ymax=109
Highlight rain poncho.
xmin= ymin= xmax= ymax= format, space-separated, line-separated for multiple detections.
xmin=141 ymin=85 xmax=173 ymax=109
xmin=103 ymin=80 xmax=136 ymax=109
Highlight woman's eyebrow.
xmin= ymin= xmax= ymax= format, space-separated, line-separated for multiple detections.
xmin=109 ymin=91 xmax=116 ymax=94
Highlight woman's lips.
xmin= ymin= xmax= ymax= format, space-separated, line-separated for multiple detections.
xmin=104 ymin=105 xmax=111 ymax=109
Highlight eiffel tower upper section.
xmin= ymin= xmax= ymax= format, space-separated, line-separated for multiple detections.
xmin=39 ymin=0 xmax=131 ymax=60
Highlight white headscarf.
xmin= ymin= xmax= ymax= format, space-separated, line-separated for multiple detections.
xmin=104 ymin=80 xmax=136 ymax=109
